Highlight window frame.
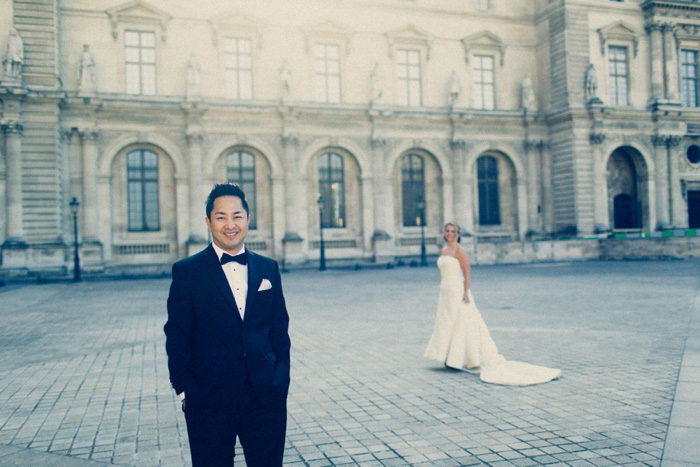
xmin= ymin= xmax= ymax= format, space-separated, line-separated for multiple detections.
xmin=313 ymin=43 xmax=341 ymax=104
xmin=396 ymin=48 xmax=422 ymax=107
xmin=223 ymin=37 xmax=254 ymax=100
xmin=681 ymin=48 xmax=700 ymax=108
xmin=124 ymin=29 xmax=157 ymax=96
xmin=318 ymin=152 xmax=346 ymax=228
xmin=477 ymin=155 xmax=501 ymax=226
xmin=401 ymin=153 xmax=426 ymax=227
xmin=127 ymin=149 xmax=160 ymax=232
xmin=473 ymin=54 xmax=496 ymax=110
xmin=608 ymin=45 xmax=629 ymax=106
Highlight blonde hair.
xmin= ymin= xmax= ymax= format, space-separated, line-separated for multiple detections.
xmin=443 ymin=222 xmax=461 ymax=243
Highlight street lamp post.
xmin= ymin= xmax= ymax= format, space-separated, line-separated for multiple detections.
xmin=317 ymin=194 xmax=326 ymax=271
xmin=417 ymin=197 xmax=427 ymax=267
xmin=69 ymin=197 xmax=81 ymax=282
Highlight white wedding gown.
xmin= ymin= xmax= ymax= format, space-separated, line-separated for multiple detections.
xmin=424 ymin=255 xmax=561 ymax=386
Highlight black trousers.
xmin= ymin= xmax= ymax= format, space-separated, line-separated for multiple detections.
xmin=184 ymin=382 xmax=287 ymax=467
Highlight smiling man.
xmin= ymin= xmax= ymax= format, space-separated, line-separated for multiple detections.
xmin=164 ymin=183 xmax=291 ymax=466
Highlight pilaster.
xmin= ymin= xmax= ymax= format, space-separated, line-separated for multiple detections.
xmin=1 ymin=120 xmax=26 ymax=246
xmin=79 ymin=129 xmax=101 ymax=243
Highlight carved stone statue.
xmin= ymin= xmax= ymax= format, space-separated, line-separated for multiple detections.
xmin=521 ymin=73 xmax=536 ymax=113
xmin=584 ymin=63 xmax=601 ymax=104
xmin=185 ymin=53 xmax=201 ymax=100
xmin=280 ymin=60 xmax=291 ymax=102
xmin=370 ymin=62 xmax=383 ymax=107
xmin=78 ymin=44 xmax=97 ymax=95
xmin=2 ymin=28 xmax=24 ymax=83
xmin=448 ymin=70 xmax=461 ymax=108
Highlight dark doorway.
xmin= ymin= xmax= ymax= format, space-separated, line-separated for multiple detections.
xmin=689 ymin=191 xmax=700 ymax=229
xmin=613 ymin=194 xmax=638 ymax=229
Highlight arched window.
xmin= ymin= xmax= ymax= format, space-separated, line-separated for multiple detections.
xmin=477 ymin=155 xmax=500 ymax=225
xmin=318 ymin=152 xmax=345 ymax=228
xmin=402 ymin=153 xmax=425 ymax=226
xmin=227 ymin=150 xmax=256 ymax=229
xmin=127 ymin=149 xmax=160 ymax=231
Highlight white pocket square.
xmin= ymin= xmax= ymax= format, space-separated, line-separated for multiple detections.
xmin=258 ymin=279 xmax=272 ymax=291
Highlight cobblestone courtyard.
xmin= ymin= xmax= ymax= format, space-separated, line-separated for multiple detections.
xmin=0 ymin=260 xmax=698 ymax=466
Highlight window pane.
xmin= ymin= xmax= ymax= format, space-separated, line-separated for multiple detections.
xmin=314 ymin=44 xmax=341 ymax=103
xmin=318 ymin=153 xmax=345 ymax=228
xmin=397 ymin=49 xmax=421 ymax=107
xmin=125 ymin=31 xmax=139 ymax=46
xmin=477 ymin=156 xmax=500 ymax=225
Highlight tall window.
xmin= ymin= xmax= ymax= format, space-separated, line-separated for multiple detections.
xmin=397 ymin=49 xmax=421 ymax=107
xmin=473 ymin=55 xmax=495 ymax=110
xmin=401 ymin=154 xmax=425 ymax=226
xmin=477 ymin=156 xmax=500 ymax=225
xmin=682 ymin=49 xmax=699 ymax=107
xmin=125 ymin=30 xmax=156 ymax=95
xmin=227 ymin=150 xmax=256 ymax=229
xmin=127 ymin=149 xmax=159 ymax=231
xmin=223 ymin=38 xmax=253 ymax=99
xmin=318 ymin=152 xmax=345 ymax=228
xmin=314 ymin=44 xmax=340 ymax=103
xmin=609 ymin=46 xmax=629 ymax=106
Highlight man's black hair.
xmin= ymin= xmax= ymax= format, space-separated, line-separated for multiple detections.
xmin=205 ymin=183 xmax=249 ymax=219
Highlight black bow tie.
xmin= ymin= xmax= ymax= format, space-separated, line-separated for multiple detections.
xmin=221 ymin=251 xmax=248 ymax=266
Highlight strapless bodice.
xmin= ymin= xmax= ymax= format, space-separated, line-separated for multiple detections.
xmin=437 ymin=255 xmax=464 ymax=289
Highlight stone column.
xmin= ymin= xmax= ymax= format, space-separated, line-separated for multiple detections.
xmin=281 ymin=134 xmax=304 ymax=262
xmin=663 ymin=24 xmax=679 ymax=103
xmin=2 ymin=121 xmax=26 ymax=246
xmin=462 ymin=167 xmax=475 ymax=236
xmin=591 ymin=134 xmax=609 ymax=232
xmin=80 ymin=129 xmax=100 ymax=243
xmin=271 ymin=175 xmax=286 ymax=258
xmin=360 ymin=175 xmax=374 ymax=254
xmin=186 ymin=132 xmax=207 ymax=244
xmin=652 ymin=135 xmax=670 ymax=229
xmin=648 ymin=22 xmax=664 ymax=103
xmin=668 ymin=136 xmax=686 ymax=228
xmin=539 ymin=141 xmax=554 ymax=234
xmin=370 ymin=137 xmax=393 ymax=262
xmin=516 ymin=177 xmax=528 ymax=240
xmin=524 ymin=140 xmax=540 ymax=235
xmin=450 ymin=139 xmax=469 ymax=231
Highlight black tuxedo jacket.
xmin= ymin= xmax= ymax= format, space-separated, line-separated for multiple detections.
xmin=164 ymin=244 xmax=291 ymax=416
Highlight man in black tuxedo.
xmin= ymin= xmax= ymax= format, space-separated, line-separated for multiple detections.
xmin=164 ymin=183 xmax=290 ymax=466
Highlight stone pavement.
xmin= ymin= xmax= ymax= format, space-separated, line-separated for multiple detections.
xmin=0 ymin=259 xmax=698 ymax=466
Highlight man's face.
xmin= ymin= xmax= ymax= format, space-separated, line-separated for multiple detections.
xmin=205 ymin=195 xmax=250 ymax=254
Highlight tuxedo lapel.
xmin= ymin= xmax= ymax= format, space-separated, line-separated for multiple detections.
xmin=202 ymin=245 xmax=240 ymax=318
xmin=245 ymin=250 xmax=263 ymax=318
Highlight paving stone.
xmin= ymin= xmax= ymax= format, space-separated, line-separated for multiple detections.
xmin=0 ymin=260 xmax=698 ymax=466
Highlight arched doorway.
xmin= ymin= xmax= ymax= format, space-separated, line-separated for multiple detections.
xmin=606 ymin=147 xmax=648 ymax=230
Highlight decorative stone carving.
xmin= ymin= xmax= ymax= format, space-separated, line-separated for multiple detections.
xmin=370 ymin=62 xmax=383 ymax=108
xmin=185 ymin=53 xmax=201 ymax=101
xmin=590 ymin=133 xmax=606 ymax=145
xmin=584 ymin=64 xmax=602 ymax=104
xmin=1 ymin=120 xmax=23 ymax=135
xmin=521 ymin=73 xmax=536 ymax=114
xmin=280 ymin=60 xmax=291 ymax=103
xmin=2 ymin=28 xmax=24 ymax=83
xmin=78 ymin=45 xmax=97 ymax=95
xmin=448 ymin=71 xmax=461 ymax=109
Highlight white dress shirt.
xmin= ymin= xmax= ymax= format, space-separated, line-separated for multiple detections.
xmin=211 ymin=242 xmax=248 ymax=320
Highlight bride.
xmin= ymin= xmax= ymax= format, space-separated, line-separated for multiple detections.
xmin=424 ymin=223 xmax=561 ymax=386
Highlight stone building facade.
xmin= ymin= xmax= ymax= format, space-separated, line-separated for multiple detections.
xmin=2 ymin=0 xmax=700 ymax=275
